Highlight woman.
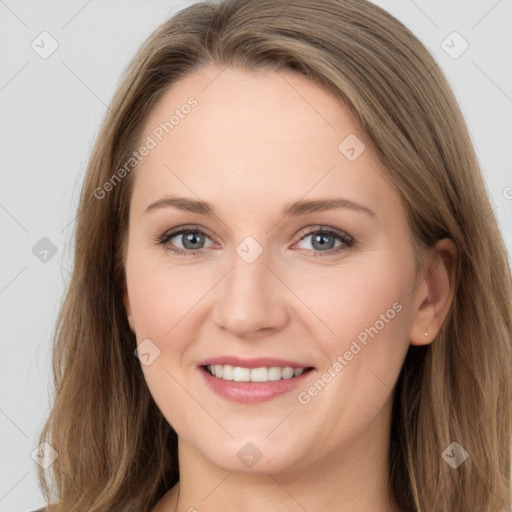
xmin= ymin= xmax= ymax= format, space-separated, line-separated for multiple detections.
xmin=34 ymin=0 xmax=512 ymax=511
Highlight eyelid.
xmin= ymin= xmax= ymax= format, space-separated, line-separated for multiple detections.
xmin=295 ymin=224 xmax=353 ymax=242
xmin=159 ymin=224 xmax=216 ymax=241
xmin=157 ymin=224 xmax=218 ymax=248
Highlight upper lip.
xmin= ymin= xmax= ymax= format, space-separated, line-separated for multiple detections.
xmin=197 ymin=356 xmax=315 ymax=370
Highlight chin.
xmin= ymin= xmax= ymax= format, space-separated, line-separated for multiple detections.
xmin=199 ymin=437 xmax=310 ymax=475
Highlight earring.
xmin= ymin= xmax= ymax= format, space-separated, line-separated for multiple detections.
xmin=424 ymin=332 xmax=428 ymax=337
xmin=128 ymin=316 xmax=133 ymax=322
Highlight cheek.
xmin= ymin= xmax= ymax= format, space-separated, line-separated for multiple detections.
xmin=309 ymin=253 xmax=413 ymax=382
xmin=302 ymin=255 xmax=408 ymax=336
xmin=126 ymin=257 xmax=209 ymax=427
xmin=126 ymin=247 xmax=212 ymax=337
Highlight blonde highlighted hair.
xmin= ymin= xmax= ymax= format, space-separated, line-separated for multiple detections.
xmin=37 ymin=1 xmax=512 ymax=510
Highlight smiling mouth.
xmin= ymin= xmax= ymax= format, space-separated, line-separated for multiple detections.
xmin=202 ymin=364 xmax=315 ymax=383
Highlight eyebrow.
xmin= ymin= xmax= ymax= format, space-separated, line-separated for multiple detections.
xmin=144 ymin=195 xmax=376 ymax=218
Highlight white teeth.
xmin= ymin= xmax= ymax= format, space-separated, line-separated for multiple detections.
xmin=206 ymin=365 xmax=308 ymax=382
xmin=268 ymin=367 xmax=282 ymax=381
xmin=281 ymin=367 xmax=294 ymax=379
xmin=222 ymin=365 xmax=234 ymax=380
xmin=233 ymin=367 xmax=251 ymax=382
xmin=250 ymin=367 xmax=268 ymax=382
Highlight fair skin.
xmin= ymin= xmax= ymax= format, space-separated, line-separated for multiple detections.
xmin=123 ymin=64 xmax=457 ymax=512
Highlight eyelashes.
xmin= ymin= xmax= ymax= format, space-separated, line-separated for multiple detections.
xmin=156 ymin=227 xmax=212 ymax=256
xmin=155 ymin=224 xmax=355 ymax=257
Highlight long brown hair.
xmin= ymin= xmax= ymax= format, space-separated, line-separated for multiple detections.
xmin=37 ymin=1 xmax=512 ymax=510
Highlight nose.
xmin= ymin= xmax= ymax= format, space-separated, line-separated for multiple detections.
xmin=211 ymin=246 xmax=289 ymax=338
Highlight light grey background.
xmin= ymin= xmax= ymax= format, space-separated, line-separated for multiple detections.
xmin=1 ymin=1 xmax=511 ymax=511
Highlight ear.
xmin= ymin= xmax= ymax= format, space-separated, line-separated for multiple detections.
xmin=409 ymin=238 xmax=457 ymax=346
xmin=123 ymin=287 xmax=135 ymax=333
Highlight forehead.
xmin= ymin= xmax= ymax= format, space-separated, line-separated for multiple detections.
xmin=141 ymin=64 xmax=360 ymax=167
xmin=131 ymin=64 xmax=403 ymax=225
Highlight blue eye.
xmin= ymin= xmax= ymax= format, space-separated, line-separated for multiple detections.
xmin=157 ymin=227 xmax=214 ymax=255
xmin=156 ymin=225 xmax=354 ymax=257
xmin=295 ymin=226 xmax=354 ymax=255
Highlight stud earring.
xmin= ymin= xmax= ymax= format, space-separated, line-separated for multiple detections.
xmin=424 ymin=332 xmax=428 ymax=337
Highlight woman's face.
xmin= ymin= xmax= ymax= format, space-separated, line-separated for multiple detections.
xmin=123 ymin=64 xmax=428 ymax=474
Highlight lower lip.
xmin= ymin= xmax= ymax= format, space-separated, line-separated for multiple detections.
xmin=199 ymin=366 xmax=315 ymax=403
